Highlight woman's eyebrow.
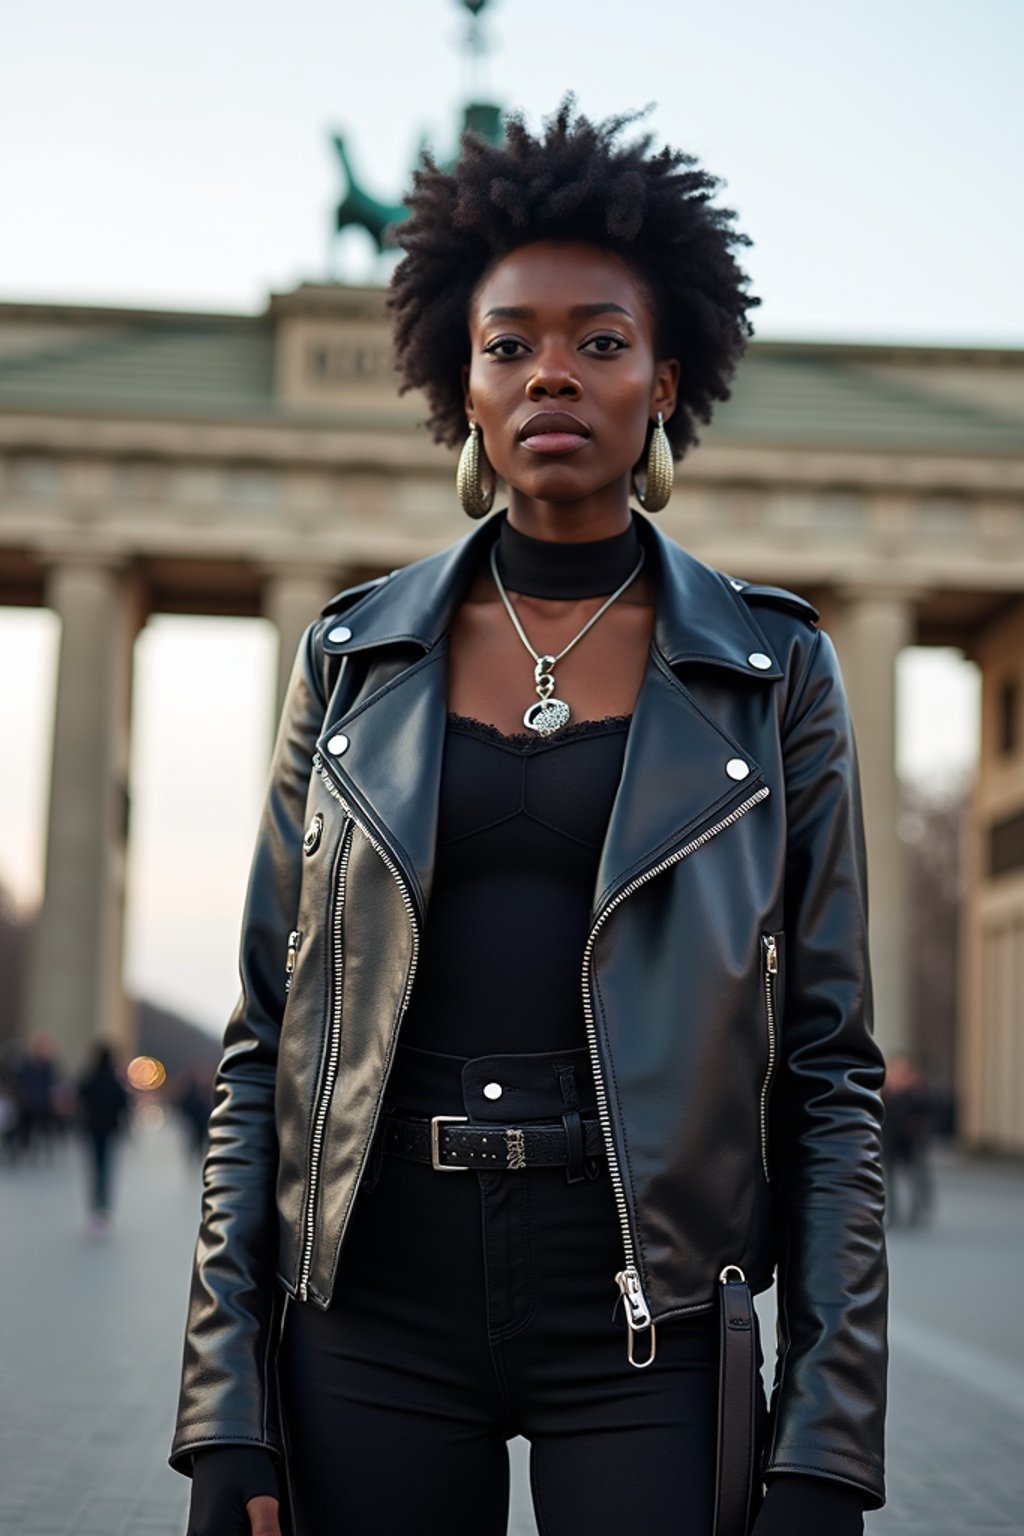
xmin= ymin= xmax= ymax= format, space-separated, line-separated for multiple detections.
xmin=482 ymin=302 xmax=634 ymax=320
xmin=482 ymin=306 xmax=534 ymax=320
xmin=569 ymin=302 xmax=633 ymax=319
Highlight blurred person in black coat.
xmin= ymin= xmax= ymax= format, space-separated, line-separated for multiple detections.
xmin=77 ymin=1041 xmax=131 ymax=1238
xmin=172 ymin=1070 xmax=213 ymax=1162
xmin=13 ymin=1034 xmax=60 ymax=1161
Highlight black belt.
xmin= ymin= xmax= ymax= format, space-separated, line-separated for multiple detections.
xmin=383 ymin=1112 xmax=606 ymax=1172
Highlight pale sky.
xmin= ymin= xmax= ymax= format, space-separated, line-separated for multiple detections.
xmin=0 ymin=0 xmax=1010 ymax=1033
xmin=1 ymin=0 xmax=1022 ymax=343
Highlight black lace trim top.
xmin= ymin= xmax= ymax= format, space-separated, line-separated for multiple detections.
xmin=399 ymin=712 xmax=630 ymax=1055
xmin=445 ymin=710 xmax=633 ymax=750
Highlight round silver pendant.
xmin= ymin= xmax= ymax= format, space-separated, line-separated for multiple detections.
xmin=523 ymin=698 xmax=571 ymax=736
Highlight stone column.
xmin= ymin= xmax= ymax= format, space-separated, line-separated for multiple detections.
xmin=262 ymin=569 xmax=341 ymax=724
xmin=831 ymin=588 xmax=918 ymax=1060
xmin=26 ymin=559 xmax=141 ymax=1072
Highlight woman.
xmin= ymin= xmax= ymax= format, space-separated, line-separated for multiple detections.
xmin=174 ymin=104 xmax=887 ymax=1536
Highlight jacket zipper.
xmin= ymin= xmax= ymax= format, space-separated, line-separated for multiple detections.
xmin=297 ymin=817 xmax=354 ymax=1302
xmin=759 ymin=933 xmax=778 ymax=1183
xmin=581 ymin=782 xmax=771 ymax=1368
xmin=298 ymin=752 xmax=422 ymax=1302
xmin=284 ymin=930 xmax=303 ymax=993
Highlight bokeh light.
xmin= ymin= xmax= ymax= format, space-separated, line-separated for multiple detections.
xmin=126 ymin=1055 xmax=166 ymax=1091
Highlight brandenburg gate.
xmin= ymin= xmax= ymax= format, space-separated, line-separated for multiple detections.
xmin=0 ymin=284 xmax=1022 ymax=1148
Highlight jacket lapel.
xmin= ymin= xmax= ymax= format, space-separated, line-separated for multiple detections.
xmin=593 ymin=647 xmax=767 ymax=915
xmin=592 ymin=524 xmax=779 ymax=911
xmin=316 ymin=640 xmax=450 ymax=923
xmin=315 ymin=521 xmax=499 ymax=919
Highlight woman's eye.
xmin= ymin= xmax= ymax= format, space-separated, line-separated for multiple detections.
xmin=581 ymin=334 xmax=628 ymax=355
xmin=483 ymin=337 xmax=528 ymax=359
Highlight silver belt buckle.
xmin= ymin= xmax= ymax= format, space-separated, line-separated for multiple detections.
xmin=430 ymin=1114 xmax=469 ymax=1172
xmin=505 ymin=1128 xmax=526 ymax=1169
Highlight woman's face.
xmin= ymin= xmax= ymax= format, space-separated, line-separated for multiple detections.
xmin=463 ymin=241 xmax=679 ymax=530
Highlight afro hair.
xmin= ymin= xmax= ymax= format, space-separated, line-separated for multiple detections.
xmin=388 ymin=98 xmax=759 ymax=459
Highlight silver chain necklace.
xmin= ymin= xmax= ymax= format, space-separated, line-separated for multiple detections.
xmin=488 ymin=538 xmax=646 ymax=736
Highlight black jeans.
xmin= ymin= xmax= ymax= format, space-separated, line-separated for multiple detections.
xmin=277 ymin=1043 xmax=766 ymax=1535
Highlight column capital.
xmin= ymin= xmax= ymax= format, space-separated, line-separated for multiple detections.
xmin=258 ymin=562 xmax=344 ymax=587
xmin=36 ymin=545 xmax=133 ymax=577
xmin=833 ymin=581 xmax=927 ymax=609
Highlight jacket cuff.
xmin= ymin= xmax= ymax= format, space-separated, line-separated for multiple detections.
xmin=169 ymin=1419 xmax=283 ymax=1480
xmin=191 ymin=1445 xmax=280 ymax=1502
xmin=763 ymin=1446 xmax=884 ymax=1511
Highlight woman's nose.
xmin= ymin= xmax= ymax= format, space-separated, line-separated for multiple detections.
xmin=526 ymin=350 xmax=581 ymax=400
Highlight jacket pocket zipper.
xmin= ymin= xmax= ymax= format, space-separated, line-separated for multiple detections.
xmin=298 ymin=816 xmax=355 ymax=1302
xmin=284 ymin=930 xmax=303 ymax=993
xmin=758 ymin=932 xmax=778 ymax=1183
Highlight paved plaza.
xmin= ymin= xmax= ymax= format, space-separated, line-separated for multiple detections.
xmin=2 ymin=1115 xmax=1022 ymax=1536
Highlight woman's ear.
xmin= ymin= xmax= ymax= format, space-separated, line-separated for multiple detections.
xmin=653 ymin=357 xmax=680 ymax=423
xmin=461 ymin=362 xmax=473 ymax=419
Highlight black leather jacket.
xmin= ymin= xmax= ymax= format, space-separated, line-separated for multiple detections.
xmin=171 ymin=514 xmax=888 ymax=1508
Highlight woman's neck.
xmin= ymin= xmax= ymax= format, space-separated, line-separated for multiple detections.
xmin=495 ymin=510 xmax=642 ymax=599
xmin=506 ymin=480 xmax=635 ymax=545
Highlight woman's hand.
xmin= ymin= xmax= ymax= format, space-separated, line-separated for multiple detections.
xmin=186 ymin=1445 xmax=281 ymax=1536
xmin=245 ymin=1494 xmax=282 ymax=1536
xmin=750 ymin=1474 xmax=864 ymax=1536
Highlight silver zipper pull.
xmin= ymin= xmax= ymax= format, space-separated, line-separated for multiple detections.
xmin=615 ymin=1265 xmax=657 ymax=1368
xmin=285 ymin=929 xmax=303 ymax=992
xmin=764 ymin=933 xmax=778 ymax=975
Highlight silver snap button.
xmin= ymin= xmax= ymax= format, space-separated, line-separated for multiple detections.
xmin=729 ymin=578 xmax=745 ymax=591
xmin=748 ymin=652 xmax=772 ymax=670
xmin=726 ymin=758 xmax=750 ymax=780
xmin=327 ymin=625 xmax=352 ymax=643
xmin=483 ymin=1082 xmax=503 ymax=1101
xmin=327 ymin=733 xmax=349 ymax=755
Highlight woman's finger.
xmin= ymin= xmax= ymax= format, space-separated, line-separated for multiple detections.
xmin=246 ymin=1494 xmax=281 ymax=1536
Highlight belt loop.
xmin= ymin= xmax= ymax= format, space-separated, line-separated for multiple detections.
xmin=556 ymin=1064 xmax=580 ymax=1110
xmin=556 ymin=1065 xmax=587 ymax=1184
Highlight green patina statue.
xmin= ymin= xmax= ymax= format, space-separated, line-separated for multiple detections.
xmin=332 ymin=0 xmax=502 ymax=255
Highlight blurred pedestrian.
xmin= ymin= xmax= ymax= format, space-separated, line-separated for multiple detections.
xmin=881 ymin=1053 xmax=935 ymax=1227
xmin=0 ymin=1059 xmax=19 ymax=1163
xmin=14 ymin=1033 xmax=59 ymax=1162
xmin=76 ymin=1040 xmax=131 ymax=1238
xmin=172 ymin=1071 xmax=212 ymax=1162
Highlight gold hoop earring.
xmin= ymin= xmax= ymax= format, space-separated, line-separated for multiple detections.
xmin=456 ymin=421 xmax=496 ymax=519
xmin=632 ymin=411 xmax=673 ymax=513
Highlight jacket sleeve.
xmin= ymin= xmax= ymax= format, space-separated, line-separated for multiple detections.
xmin=763 ymin=626 xmax=888 ymax=1508
xmin=169 ymin=623 xmax=328 ymax=1477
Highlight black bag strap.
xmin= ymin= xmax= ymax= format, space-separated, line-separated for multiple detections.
xmin=713 ymin=1265 xmax=758 ymax=1536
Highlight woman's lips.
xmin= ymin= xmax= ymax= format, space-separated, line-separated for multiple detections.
xmin=521 ymin=431 xmax=589 ymax=454
xmin=517 ymin=411 xmax=591 ymax=454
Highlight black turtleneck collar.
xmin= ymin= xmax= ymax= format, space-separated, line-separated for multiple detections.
xmin=494 ymin=511 xmax=643 ymax=599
